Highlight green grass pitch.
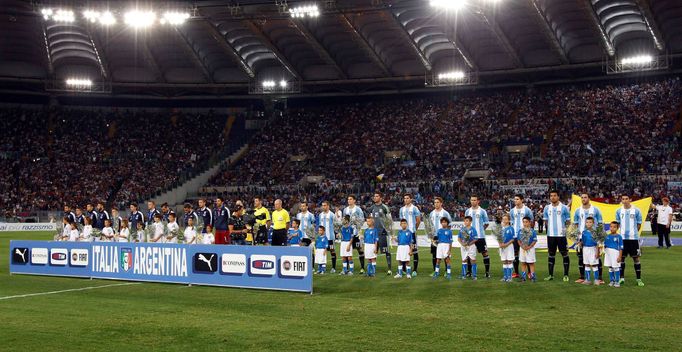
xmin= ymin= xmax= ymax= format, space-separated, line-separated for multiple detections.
xmin=1 ymin=231 xmax=681 ymax=351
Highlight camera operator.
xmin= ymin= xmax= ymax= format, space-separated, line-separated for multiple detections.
xmin=228 ymin=205 xmax=248 ymax=245
xmin=252 ymin=196 xmax=271 ymax=245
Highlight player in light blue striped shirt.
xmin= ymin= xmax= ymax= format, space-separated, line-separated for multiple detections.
xmin=428 ymin=197 xmax=451 ymax=275
xmin=542 ymin=190 xmax=571 ymax=282
xmin=317 ymin=201 xmax=337 ymax=273
xmin=343 ymin=195 xmax=366 ymax=274
xmin=509 ymin=194 xmax=533 ymax=278
xmin=296 ymin=202 xmax=316 ymax=247
xmin=616 ymin=195 xmax=644 ymax=287
xmin=465 ymin=195 xmax=490 ymax=278
xmin=572 ymin=193 xmax=604 ymax=284
xmin=399 ymin=194 xmax=421 ymax=277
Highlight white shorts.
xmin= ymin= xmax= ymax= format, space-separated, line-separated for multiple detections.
xmin=396 ymin=245 xmax=411 ymax=262
xmin=499 ymin=245 xmax=515 ymax=261
xmin=520 ymin=247 xmax=536 ymax=263
xmin=604 ymin=248 xmax=620 ymax=268
xmin=436 ymin=243 xmax=451 ymax=259
xmin=365 ymin=244 xmax=377 ymax=259
xmin=315 ymin=249 xmax=327 ymax=264
xmin=340 ymin=241 xmax=352 ymax=257
xmin=460 ymin=245 xmax=477 ymax=261
xmin=582 ymin=246 xmax=599 ymax=266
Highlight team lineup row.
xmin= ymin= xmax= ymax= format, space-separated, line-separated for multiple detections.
xmin=53 ymin=191 xmax=661 ymax=287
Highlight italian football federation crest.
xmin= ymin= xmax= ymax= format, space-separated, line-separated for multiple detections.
xmin=120 ymin=248 xmax=133 ymax=272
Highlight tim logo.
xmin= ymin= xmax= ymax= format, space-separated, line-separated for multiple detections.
xmin=249 ymin=255 xmax=276 ymax=276
xmin=52 ymin=253 xmax=66 ymax=261
xmin=120 ymin=248 xmax=133 ymax=272
xmin=252 ymin=260 xmax=274 ymax=270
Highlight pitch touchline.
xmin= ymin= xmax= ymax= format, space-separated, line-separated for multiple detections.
xmin=0 ymin=282 xmax=141 ymax=301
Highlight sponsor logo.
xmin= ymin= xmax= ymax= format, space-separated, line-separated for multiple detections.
xmin=280 ymin=255 xmax=308 ymax=277
xmin=250 ymin=254 xmax=276 ymax=276
xmin=50 ymin=248 xmax=68 ymax=265
xmin=31 ymin=248 xmax=48 ymax=265
xmin=12 ymin=247 xmax=29 ymax=264
xmin=70 ymin=248 xmax=89 ymax=266
xmin=120 ymin=248 xmax=133 ymax=272
xmin=220 ymin=253 xmax=246 ymax=274
xmin=0 ymin=223 xmax=57 ymax=232
xmin=193 ymin=253 xmax=218 ymax=273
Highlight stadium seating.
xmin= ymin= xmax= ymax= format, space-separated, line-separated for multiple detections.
xmin=200 ymin=78 xmax=681 ymax=213
xmin=0 ymin=107 xmax=249 ymax=214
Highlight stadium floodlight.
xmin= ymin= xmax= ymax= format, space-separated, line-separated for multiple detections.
xmin=83 ymin=10 xmax=100 ymax=23
xmin=41 ymin=8 xmax=53 ymax=20
xmin=124 ymin=10 xmax=156 ymax=28
xmin=43 ymin=9 xmax=75 ymax=23
xmin=621 ymin=55 xmax=653 ymax=66
xmin=160 ymin=11 xmax=190 ymax=25
xmin=262 ymin=80 xmax=276 ymax=88
xmin=289 ymin=4 xmax=320 ymax=18
xmin=65 ymin=78 xmax=93 ymax=87
xmin=279 ymin=80 xmax=288 ymax=88
xmin=430 ymin=0 xmax=467 ymax=10
xmin=99 ymin=11 xmax=117 ymax=26
xmin=437 ymin=71 xmax=466 ymax=81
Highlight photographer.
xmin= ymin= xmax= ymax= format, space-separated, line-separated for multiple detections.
xmin=228 ymin=205 xmax=248 ymax=245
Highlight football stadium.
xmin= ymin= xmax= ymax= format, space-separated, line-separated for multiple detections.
xmin=1 ymin=0 xmax=682 ymax=350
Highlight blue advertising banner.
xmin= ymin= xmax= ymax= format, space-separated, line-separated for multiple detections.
xmin=9 ymin=241 xmax=313 ymax=293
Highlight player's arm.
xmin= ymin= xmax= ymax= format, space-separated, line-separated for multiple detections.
xmin=483 ymin=210 xmax=489 ymax=230
xmin=636 ymin=210 xmax=642 ymax=231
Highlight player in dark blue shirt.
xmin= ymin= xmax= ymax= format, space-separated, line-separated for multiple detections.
xmin=160 ymin=203 xmax=175 ymax=223
xmin=146 ymin=201 xmax=161 ymax=226
xmin=182 ymin=203 xmax=199 ymax=227
xmin=128 ymin=203 xmax=145 ymax=232
xmin=75 ymin=207 xmax=85 ymax=227
xmin=196 ymin=198 xmax=214 ymax=233
xmin=94 ymin=202 xmax=109 ymax=230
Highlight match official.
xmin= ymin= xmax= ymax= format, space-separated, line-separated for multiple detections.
xmin=271 ymin=199 xmax=290 ymax=246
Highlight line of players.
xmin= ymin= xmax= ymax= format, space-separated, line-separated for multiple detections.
xmin=56 ymin=190 xmax=646 ymax=286
xmin=300 ymin=191 xmax=645 ymax=287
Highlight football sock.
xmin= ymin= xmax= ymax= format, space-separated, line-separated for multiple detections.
xmin=585 ymin=268 xmax=591 ymax=281
xmin=548 ymin=255 xmax=556 ymax=276
xmin=385 ymin=252 xmax=392 ymax=271
xmin=406 ymin=266 xmax=411 ymax=276
xmin=620 ymin=259 xmax=626 ymax=278
xmin=562 ymin=254 xmax=570 ymax=276
xmin=358 ymin=252 xmax=365 ymax=270
xmin=349 ymin=260 xmax=354 ymax=273
xmin=461 ymin=264 xmax=467 ymax=277
xmin=614 ymin=267 xmax=620 ymax=282
xmin=472 ymin=263 xmax=478 ymax=278
xmin=483 ymin=256 xmax=490 ymax=275
xmin=635 ymin=262 xmax=642 ymax=279
xmin=446 ymin=264 xmax=451 ymax=275
xmin=413 ymin=252 xmax=419 ymax=272
xmin=331 ymin=252 xmax=337 ymax=270
xmin=597 ymin=259 xmax=603 ymax=280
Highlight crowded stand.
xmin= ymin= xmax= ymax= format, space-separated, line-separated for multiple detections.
xmin=0 ymin=107 xmax=247 ymax=215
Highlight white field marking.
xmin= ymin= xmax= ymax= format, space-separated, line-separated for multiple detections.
xmin=0 ymin=282 xmax=141 ymax=301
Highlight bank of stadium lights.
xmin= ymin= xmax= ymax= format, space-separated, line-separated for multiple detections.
xmin=438 ymin=71 xmax=466 ymax=81
xmin=124 ymin=10 xmax=156 ymax=28
xmin=65 ymin=78 xmax=92 ymax=87
xmin=427 ymin=70 xmax=477 ymax=87
xmin=83 ymin=10 xmax=117 ymax=25
xmin=262 ymin=80 xmax=288 ymax=89
xmin=160 ymin=12 xmax=190 ymax=25
xmin=41 ymin=8 xmax=75 ymax=22
xmin=621 ymin=55 xmax=653 ymax=66
xmin=430 ymin=0 xmax=503 ymax=11
xmin=290 ymin=4 xmax=320 ymax=18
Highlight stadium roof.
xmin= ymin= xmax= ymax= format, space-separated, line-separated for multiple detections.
xmin=1 ymin=0 xmax=681 ymax=97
